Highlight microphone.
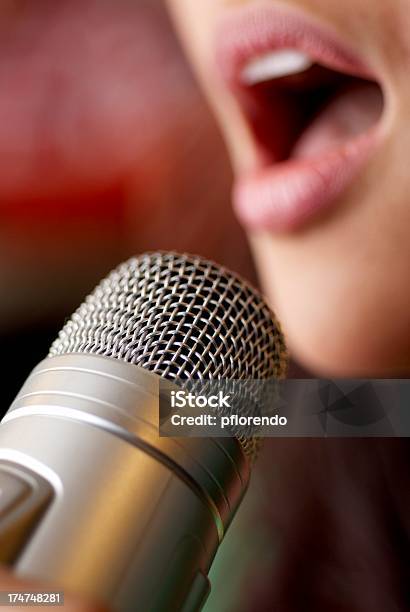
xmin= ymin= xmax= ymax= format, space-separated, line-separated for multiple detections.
xmin=0 ymin=252 xmax=286 ymax=612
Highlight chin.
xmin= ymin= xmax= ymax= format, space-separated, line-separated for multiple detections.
xmin=279 ymin=306 xmax=410 ymax=378
xmin=250 ymin=224 xmax=410 ymax=378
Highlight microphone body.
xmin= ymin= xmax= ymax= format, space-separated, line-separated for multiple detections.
xmin=0 ymin=354 xmax=249 ymax=612
xmin=0 ymin=251 xmax=286 ymax=611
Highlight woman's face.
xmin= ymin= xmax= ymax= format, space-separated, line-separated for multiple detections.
xmin=166 ymin=0 xmax=410 ymax=376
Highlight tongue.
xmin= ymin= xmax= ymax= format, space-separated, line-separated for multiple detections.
xmin=292 ymin=82 xmax=383 ymax=159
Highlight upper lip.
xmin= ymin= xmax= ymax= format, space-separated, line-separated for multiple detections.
xmin=215 ymin=4 xmax=376 ymax=87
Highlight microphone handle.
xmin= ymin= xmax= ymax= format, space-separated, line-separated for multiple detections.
xmin=0 ymin=355 xmax=249 ymax=612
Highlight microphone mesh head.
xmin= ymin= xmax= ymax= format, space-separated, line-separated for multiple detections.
xmin=49 ymin=252 xmax=287 ymax=459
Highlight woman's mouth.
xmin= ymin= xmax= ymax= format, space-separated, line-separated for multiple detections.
xmin=215 ymin=4 xmax=385 ymax=232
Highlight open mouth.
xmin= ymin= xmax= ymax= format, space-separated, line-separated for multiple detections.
xmin=216 ymin=6 xmax=385 ymax=231
xmin=240 ymin=54 xmax=383 ymax=164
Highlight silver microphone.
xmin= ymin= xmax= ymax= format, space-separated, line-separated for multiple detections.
xmin=0 ymin=252 xmax=286 ymax=612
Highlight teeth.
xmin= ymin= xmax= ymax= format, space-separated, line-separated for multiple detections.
xmin=241 ymin=49 xmax=314 ymax=85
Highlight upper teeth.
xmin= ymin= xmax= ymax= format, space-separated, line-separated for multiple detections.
xmin=241 ymin=50 xmax=313 ymax=85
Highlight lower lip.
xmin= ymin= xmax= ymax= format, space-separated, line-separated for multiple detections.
xmin=233 ymin=128 xmax=380 ymax=232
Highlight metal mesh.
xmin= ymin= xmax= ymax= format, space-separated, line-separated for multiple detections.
xmin=49 ymin=252 xmax=288 ymax=460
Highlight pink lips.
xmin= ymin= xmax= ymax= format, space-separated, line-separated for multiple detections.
xmin=215 ymin=4 xmax=384 ymax=232
xmin=233 ymin=130 xmax=378 ymax=231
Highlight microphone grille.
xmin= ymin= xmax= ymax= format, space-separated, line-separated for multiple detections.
xmin=50 ymin=251 xmax=286 ymax=379
xmin=49 ymin=252 xmax=287 ymax=458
